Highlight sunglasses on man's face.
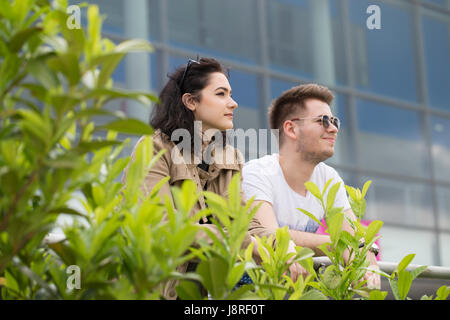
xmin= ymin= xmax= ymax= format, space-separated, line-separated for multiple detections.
xmin=179 ymin=58 xmax=201 ymax=92
xmin=290 ymin=115 xmax=340 ymax=130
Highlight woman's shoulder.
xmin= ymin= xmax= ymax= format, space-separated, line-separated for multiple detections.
xmin=132 ymin=129 xmax=174 ymax=152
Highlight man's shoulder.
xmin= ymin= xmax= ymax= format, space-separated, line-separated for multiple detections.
xmin=242 ymin=154 xmax=280 ymax=180
xmin=243 ymin=154 xmax=277 ymax=170
xmin=315 ymin=161 xmax=337 ymax=173
xmin=312 ymin=162 xmax=342 ymax=184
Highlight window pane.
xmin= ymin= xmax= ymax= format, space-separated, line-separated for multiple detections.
xmin=363 ymin=177 xmax=434 ymax=228
xmin=356 ymin=99 xmax=430 ymax=178
xmin=150 ymin=49 xmax=159 ymax=91
xmin=437 ymin=186 xmax=450 ymax=230
xmin=148 ymin=0 xmax=161 ymax=41
xmin=422 ymin=0 xmax=449 ymax=8
xmin=82 ymin=0 xmax=125 ymax=35
xmin=112 ymin=60 xmax=126 ymax=85
xmin=167 ymin=0 xmax=260 ymax=63
xmin=168 ymin=55 xmax=187 ymax=74
xmin=270 ymin=78 xmax=299 ymax=100
xmin=439 ymin=233 xmax=450 ymax=267
xmin=422 ymin=11 xmax=450 ymax=111
xmin=267 ymin=0 xmax=348 ymax=85
xmin=379 ymin=226 xmax=435 ymax=265
xmin=229 ymin=70 xmax=259 ymax=109
xmin=431 ymin=116 xmax=450 ymax=182
xmin=325 ymin=94 xmax=354 ymax=167
xmin=349 ymin=0 xmax=418 ymax=102
xmin=231 ymin=107 xmax=260 ymax=162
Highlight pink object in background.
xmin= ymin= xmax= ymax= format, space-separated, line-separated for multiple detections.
xmin=315 ymin=219 xmax=381 ymax=261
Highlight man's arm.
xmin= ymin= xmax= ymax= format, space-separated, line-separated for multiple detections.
xmin=254 ymin=200 xmax=330 ymax=256
xmin=252 ymin=200 xmax=309 ymax=280
xmin=255 ymin=202 xmax=370 ymax=259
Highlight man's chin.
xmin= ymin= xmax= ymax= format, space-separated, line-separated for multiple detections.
xmin=302 ymin=150 xmax=334 ymax=164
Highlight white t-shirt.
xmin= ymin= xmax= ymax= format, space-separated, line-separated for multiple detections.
xmin=242 ymin=154 xmax=351 ymax=233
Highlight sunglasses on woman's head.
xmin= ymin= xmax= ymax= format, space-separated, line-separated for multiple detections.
xmin=179 ymin=58 xmax=200 ymax=92
xmin=290 ymin=115 xmax=340 ymax=130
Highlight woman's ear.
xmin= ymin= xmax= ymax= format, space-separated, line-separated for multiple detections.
xmin=182 ymin=93 xmax=197 ymax=112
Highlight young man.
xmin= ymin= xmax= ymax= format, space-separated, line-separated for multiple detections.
xmin=243 ymin=83 xmax=380 ymax=287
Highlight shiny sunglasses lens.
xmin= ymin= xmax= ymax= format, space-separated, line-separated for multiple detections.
xmin=322 ymin=115 xmax=331 ymax=129
xmin=332 ymin=117 xmax=340 ymax=129
xmin=321 ymin=115 xmax=340 ymax=129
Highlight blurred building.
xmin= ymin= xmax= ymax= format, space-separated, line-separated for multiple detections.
xmin=73 ymin=0 xmax=450 ymax=268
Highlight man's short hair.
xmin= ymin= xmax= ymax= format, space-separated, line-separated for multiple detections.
xmin=268 ymin=83 xmax=335 ymax=145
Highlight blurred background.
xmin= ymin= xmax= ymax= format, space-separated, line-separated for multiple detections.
xmin=69 ymin=0 xmax=450 ymax=267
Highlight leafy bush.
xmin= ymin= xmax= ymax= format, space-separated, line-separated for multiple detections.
xmin=0 ymin=0 xmax=448 ymax=301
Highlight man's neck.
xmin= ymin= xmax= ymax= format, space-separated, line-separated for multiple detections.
xmin=278 ymin=148 xmax=317 ymax=197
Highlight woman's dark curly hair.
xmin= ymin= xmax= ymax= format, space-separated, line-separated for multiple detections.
xmin=150 ymin=57 xmax=229 ymax=147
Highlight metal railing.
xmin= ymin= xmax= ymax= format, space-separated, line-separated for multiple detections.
xmin=313 ymin=256 xmax=450 ymax=280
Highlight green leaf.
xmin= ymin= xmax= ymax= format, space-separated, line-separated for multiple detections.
xmin=326 ymin=181 xmax=341 ymax=211
xmin=361 ymin=180 xmax=372 ymax=198
xmin=90 ymin=39 xmax=152 ymax=88
xmin=47 ymin=207 xmax=88 ymax=219
xmin=321 ymin=178 xmax=333 ymax=196
xmin=227 ymin=263 xmax=245 ymax=289
xmin=86 ymin=5 xmax=102 ymax=61
xmin=47 ymin=53 xmax=81 ymax=87
xmin=196 ymin=256 xmax=229 ymax=299
xmin=344 ymin=185 xmax=357 ymax=201
xmin=389 ymin=278 xmax=401 ymax=300
xmin=4 ymin=270 xmax=20 ymax=294
xmin=397 ymin=254 xmax=415 ymax=273
xmin=397 ymin=270 xmax=413 ymax=300
xmin=295 ymin=247 xmax=315 ymax=262
xmin=72 ymin=140 xmax=122 ymax=154
xmin=176 ymin=280 xmax=203 ymax=300
xmin=297 ymin=208 xmax=325 ymax=229
xmin=227 ymin=285 xmax=260 ymax=300
xmin=339 ymin=231 xmax=359 ymax=252
xmin=304 ymin=181 xmax=322 ymax=200
xmin=323 ymin=265 xmax=341 ymax=290
xmin=327 ymin=211 xmax=344 ymax=245
xmin=369 ymin=290 xmax=388 ymax=300
xmin=298 ymin=289 xmax=328 ymax=300
xmin=27 ymin=56 xmax=60 ymax=89
xmin=95 ymin=119 xmax=153 ymax=136
xmin=365 ymin=220 xmax=383 ymax=244
xmin=435 ymin=285 xmax=450 ymax=300
xmin=86 ymin=88 xmax=158 ymax=104
xmin=96 ymin=52 xmax=124 ymax=88
xmin=410 ymin=265 xmax=427 ymax=280
xmin=227 ymin=173 xmax=241 ymax=215
xmin=317 ymin=243 xmax=334 ymax=261
xmin=114 ymin=39 xmax=153 ymax=53
xmin=9 ymin=26 xmax=42 ymax=52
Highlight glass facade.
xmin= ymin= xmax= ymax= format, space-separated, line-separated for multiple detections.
xmin=78 ymin=0 xmax=450 ymax=266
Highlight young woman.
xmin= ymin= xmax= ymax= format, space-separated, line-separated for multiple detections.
xmin=123 ymin=57 xmax=271 ymax=299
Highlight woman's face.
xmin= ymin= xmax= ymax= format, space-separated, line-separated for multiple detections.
xmin=185 ymin=72 xmax=238 ymax=132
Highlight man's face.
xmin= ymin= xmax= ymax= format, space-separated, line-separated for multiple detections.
xmin=294 ymin=98 xmax=339 ymax=164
